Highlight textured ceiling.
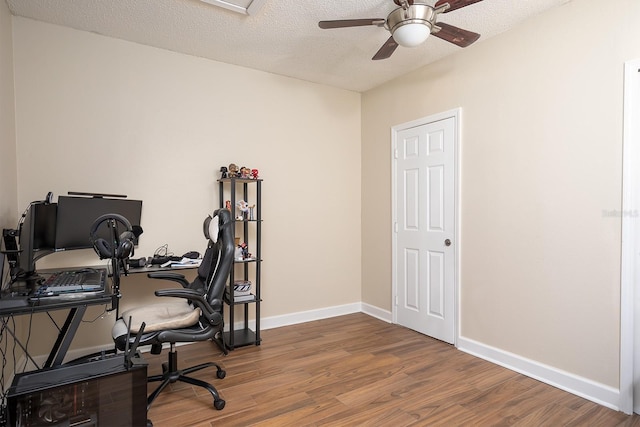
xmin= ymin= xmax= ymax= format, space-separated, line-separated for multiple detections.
xmin=5 ymin=0 xmax=571 ymax=92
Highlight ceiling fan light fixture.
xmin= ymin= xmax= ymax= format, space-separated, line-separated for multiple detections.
xmin=319 ymin=0 xmax=483 ymax=60
xmin=392 ymin=23 xmax=431 ymax=47
xmin=386 ymin=4 xmax=435 ymax=48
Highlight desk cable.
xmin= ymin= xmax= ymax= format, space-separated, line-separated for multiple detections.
xmin=0 ymin=316 xmax=11 ymax=424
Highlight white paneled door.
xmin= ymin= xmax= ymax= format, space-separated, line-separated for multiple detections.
xmin=621 ymin=59 xmax=640 ymax=415
xmin=393 ymin=113 xmax=457 ymax=344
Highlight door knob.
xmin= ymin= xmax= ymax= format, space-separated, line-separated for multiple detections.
xmin=444 ymin=239 xmax=452 ymax=247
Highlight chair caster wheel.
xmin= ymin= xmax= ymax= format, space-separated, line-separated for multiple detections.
xmin=217 ymin=369 xmax=226 ymax=379
xmin=214 ymin=399 xmax=226 ymax=410
xmin=147 ymin=419 xmax=153 ymax=427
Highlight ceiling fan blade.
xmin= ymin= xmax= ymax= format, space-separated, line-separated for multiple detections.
xmin=372 ymin=36 xmax=399 ymax=60
xmin=432 ymin=22 xmax=480 ymax=47
xmin=434 ymin=0 xmax=484 ymax=13
xmin=319 ymin=19 xmax=385 ymax=29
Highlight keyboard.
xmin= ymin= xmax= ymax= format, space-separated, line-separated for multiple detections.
xmin=36 ymin=269 xmax=106 ymax=296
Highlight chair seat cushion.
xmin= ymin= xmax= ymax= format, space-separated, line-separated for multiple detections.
xmin=119 ymin=301 xmax=202 ymax=334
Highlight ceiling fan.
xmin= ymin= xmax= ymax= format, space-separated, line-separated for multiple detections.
xmin=318 ymin=0 xmax=484 ymax=60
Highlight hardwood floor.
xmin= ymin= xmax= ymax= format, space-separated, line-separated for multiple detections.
xmin=144 ymin=313 xmax=640 ymax=426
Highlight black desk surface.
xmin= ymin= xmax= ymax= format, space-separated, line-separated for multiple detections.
xmin=0 ymin=267 xmax=114 ymax=316
xmin=0 ymin=291 xmax=115 ymax=316
xmin=0 ymin=262 xmax=198 ymax=316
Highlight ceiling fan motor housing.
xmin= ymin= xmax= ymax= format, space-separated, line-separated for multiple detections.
xmin=387 ymin=4 xmax=435 ymax=47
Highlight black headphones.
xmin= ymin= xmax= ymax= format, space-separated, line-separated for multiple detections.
xmin=90 ymin=213 xmax=135 ymax=260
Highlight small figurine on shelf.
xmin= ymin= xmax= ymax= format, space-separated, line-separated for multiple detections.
xmin=225 ymin=200 xmax=232 ymax=212
xmin=220 ymin=166 xmax=228 ymax=179
xmin=239 ymin=242 xmax=252 ymax=260
xmin=249 ymin=204 xmax=256 ymax=221
xmin=240 ymin=166 xmax=251 ymax=179
xmin=251 ymin=169 xmax=259 ymax=179
xmin=228 ymin=163 xmax=239 ymax=178
xmin=236 ymin=200 xmax=250 ymax=220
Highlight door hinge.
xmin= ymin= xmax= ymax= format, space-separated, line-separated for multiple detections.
xmin=394 ymin=149 xmax=399 ymax=159
xmin=395 ymin=295 xmax=398 ymax=306
xmin=394 ymin=222 xmax=398 ymax=233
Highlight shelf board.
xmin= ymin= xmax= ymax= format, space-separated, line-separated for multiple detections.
xmin=224 ymin=294 xmax=259 ymax=305
xmin=224 ymin=329 xmax=261 ymax=349
xmin=233 ymin=258 xmax=261 ymax=263
xmin=218 ymin=178 xmax=263 ymax=183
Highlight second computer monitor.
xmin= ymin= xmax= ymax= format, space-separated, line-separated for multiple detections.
xmin=18 ymin=202 xmax=57 ymax=276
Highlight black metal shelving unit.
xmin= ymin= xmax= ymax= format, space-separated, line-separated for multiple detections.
xmin=218 ymin=177 xmax=262 ymax=350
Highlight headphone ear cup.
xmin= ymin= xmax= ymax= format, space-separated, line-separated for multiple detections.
xmin=116 ymin=231 xmax=135 ymax=259
xmin=116 ymin=240 xmax=134 ymax=259
xmin=93 ymin=238 xmax=113 ymax=259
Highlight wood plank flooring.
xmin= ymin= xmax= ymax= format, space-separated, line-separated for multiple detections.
xmin=144 ymin=313 xmax=640 ymax=426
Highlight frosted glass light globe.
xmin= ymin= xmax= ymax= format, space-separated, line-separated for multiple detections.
xmin=392 ymin=23 xmax=430 ymax=47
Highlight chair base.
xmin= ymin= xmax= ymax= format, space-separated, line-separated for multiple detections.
xmin=147 ymin=344 xmax=226 ymax=412
xmin=213 ymin=330 xmax=229 ymax=355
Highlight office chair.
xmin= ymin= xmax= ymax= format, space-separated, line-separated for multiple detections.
xmin=111 ymin=208 xmax=234 ymax=412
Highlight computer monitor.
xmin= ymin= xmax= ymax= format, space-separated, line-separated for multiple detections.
xmin=55 ymin=196 xmax=143 ymax=251
xmin=18 ymin=202 xmax=57 ymax=278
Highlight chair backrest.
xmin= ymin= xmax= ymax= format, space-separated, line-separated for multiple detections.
xmin=204 ymin=208 xmax=234 ymax=311
xmin=188 ymin=237 xmax=219 ymax=295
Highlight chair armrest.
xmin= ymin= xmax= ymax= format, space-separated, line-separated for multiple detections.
xmin=154 ymin=288 xmax=206 ymax=303
xmin=147 ymin=272 xmax=190 ymax=288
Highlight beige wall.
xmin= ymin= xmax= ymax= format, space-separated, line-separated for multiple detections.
xmin=0 ymin=1 xmax=17 ymax=227
xmin=361 ymin=0 xmax=640 ymax=388
xmin=11 ymin=17 xmax=362 ymax=354
xmin=0 ymin=0 xmax=23 ymax=377
xmin=5 ymin=0 xmax=638 ymax=402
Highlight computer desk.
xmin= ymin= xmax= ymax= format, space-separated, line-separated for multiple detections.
xmin=0 ymin=262 xmax=198 ymax=373
xmin=0 ymin=270 xmax=115 ymax=369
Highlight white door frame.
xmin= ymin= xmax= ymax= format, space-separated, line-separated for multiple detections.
xmin=620 ymin=59 xmax=640 ymax=414
xmin=391 ymin=108 xmax=461 ymax=345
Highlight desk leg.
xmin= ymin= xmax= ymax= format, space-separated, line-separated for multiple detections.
xmin=44 ymin=305 xmax=87 ymax=368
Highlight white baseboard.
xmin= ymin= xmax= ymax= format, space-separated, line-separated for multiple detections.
xmin=256 ymin=302 xmax=392 ymax=330
xmin=361 ymin=303 xmax=392 ymax=323
xmin=260 ymin=302 xmax=362 ymax=330
xmin=457 ymin=335 xmax=621 ymax=411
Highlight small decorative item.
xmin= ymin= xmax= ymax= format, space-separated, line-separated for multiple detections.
xmin=251 ymin=169 xmax=259 ymax=179
xmin=236 ymin=200 xmax=250 ymax=220
xmin=239 ymin=242 xmax=252 ymax=260
xmin=234 ymin=242 xmax=251 ymax=260
xmin=220 ymin=166 xmax=228 ymax=179
xmin=225 ymin=200 xmax=232 ymax=212
xmin=240 ymin=166 xmax=251 ymax=179
xmin=228 ymin=163 xmax=239 ymax=177
xmin=249 ymin=204 xmax=255 ymax=221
